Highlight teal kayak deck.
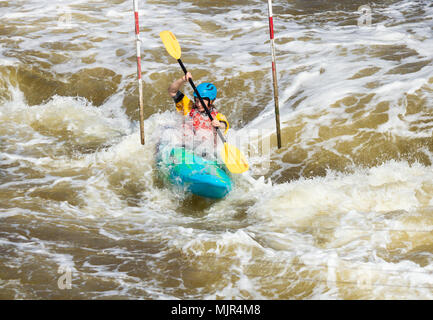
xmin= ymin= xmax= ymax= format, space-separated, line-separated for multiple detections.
xmin=156 ymin=145 xmax=232 ymax=199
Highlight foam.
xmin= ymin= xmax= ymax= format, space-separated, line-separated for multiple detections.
xmin=1 ymin=0 xmax=433 ymax=300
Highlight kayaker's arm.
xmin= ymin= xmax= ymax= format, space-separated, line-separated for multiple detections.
xmin=169 ymin=72 xmax=193 ymax=116
xmin=168 ymin=72 xmax=192 ymax=98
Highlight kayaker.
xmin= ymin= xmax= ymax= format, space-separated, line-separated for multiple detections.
xmin=168 ymin=72 xmax=229 ymax=139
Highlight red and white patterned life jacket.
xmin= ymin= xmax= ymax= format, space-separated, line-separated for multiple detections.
xmin=188 ymin=107 xmax=218 ymax=133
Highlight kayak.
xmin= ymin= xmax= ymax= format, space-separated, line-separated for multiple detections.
xmin=156 ymin=144 xmax=233 ymax=199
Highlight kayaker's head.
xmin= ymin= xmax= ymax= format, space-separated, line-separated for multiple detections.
xmin=193 ymin=82 xmax=217 ymax=112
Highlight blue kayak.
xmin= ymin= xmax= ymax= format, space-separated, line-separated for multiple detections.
xmin=156 ymin=145 xmax=233 ymax=199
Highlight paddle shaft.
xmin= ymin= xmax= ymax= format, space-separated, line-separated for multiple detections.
xmin=177 ymin=59 xmax=227 ymax=144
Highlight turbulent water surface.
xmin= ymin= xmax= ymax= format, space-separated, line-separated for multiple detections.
xmin=1 ymin=0 xmax=433 ymax=299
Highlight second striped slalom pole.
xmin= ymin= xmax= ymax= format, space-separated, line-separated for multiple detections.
xmin=133 ymin=0 xmax=145 ymax=145
xmin=267 ymin=0 xmax=282 ymax=149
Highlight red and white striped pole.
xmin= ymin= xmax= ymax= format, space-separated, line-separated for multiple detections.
xmin=267 ymin=0 xmax=282 ymax=149
xmin=133 ymin=0 xmax=145 ymax=145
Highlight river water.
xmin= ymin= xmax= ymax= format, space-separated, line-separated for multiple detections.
xmin=0 ymin=0 xmax=433 ymax=299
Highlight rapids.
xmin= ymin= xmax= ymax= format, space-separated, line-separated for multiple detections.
xmin=0 ymin=0 xmax=433 ymax=299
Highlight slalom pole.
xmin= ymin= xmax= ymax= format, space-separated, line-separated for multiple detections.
xmin=133 ymin=0 xmax=145 ymax=145
xmin=267 ymin=0 xmax=282 ymax=149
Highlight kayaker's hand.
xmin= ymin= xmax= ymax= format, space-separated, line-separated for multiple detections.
xmin=182 ymin=72 xmax=192 ymax=83
xmin=212 ymin=119 xmax=221 ymax=128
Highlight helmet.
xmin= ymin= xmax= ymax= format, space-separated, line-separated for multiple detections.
xmin=194 ymin=82 xmax=217 ymax=101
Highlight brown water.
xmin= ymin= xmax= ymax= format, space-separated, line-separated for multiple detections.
xmin=1 ymin=0 xmax=433 ymax=299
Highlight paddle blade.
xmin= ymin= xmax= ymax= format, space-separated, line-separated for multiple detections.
xmin=221 ymin=143 xmax=249 ymax=174
xmin=160 ymin=30 xmax=181 ymax=60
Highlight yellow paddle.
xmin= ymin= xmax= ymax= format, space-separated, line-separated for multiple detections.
xmin=160 ymin=30 xmax=249 ymax=174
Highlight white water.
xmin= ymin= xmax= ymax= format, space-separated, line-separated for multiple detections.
xmin=1 ymin=0 xmax=433 ymax=299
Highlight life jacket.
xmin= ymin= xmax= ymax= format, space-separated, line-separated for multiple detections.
xmin=188 ymin=107 xmax=219 ymax=133
xmin=173 ymin=91 xmax=229 ymax=134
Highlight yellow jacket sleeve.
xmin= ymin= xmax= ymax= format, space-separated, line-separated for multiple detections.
xmin=216 ymin=113 xmax=229 ymax=135
xmin=173 ymin=91 xmax=193 ymax=116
